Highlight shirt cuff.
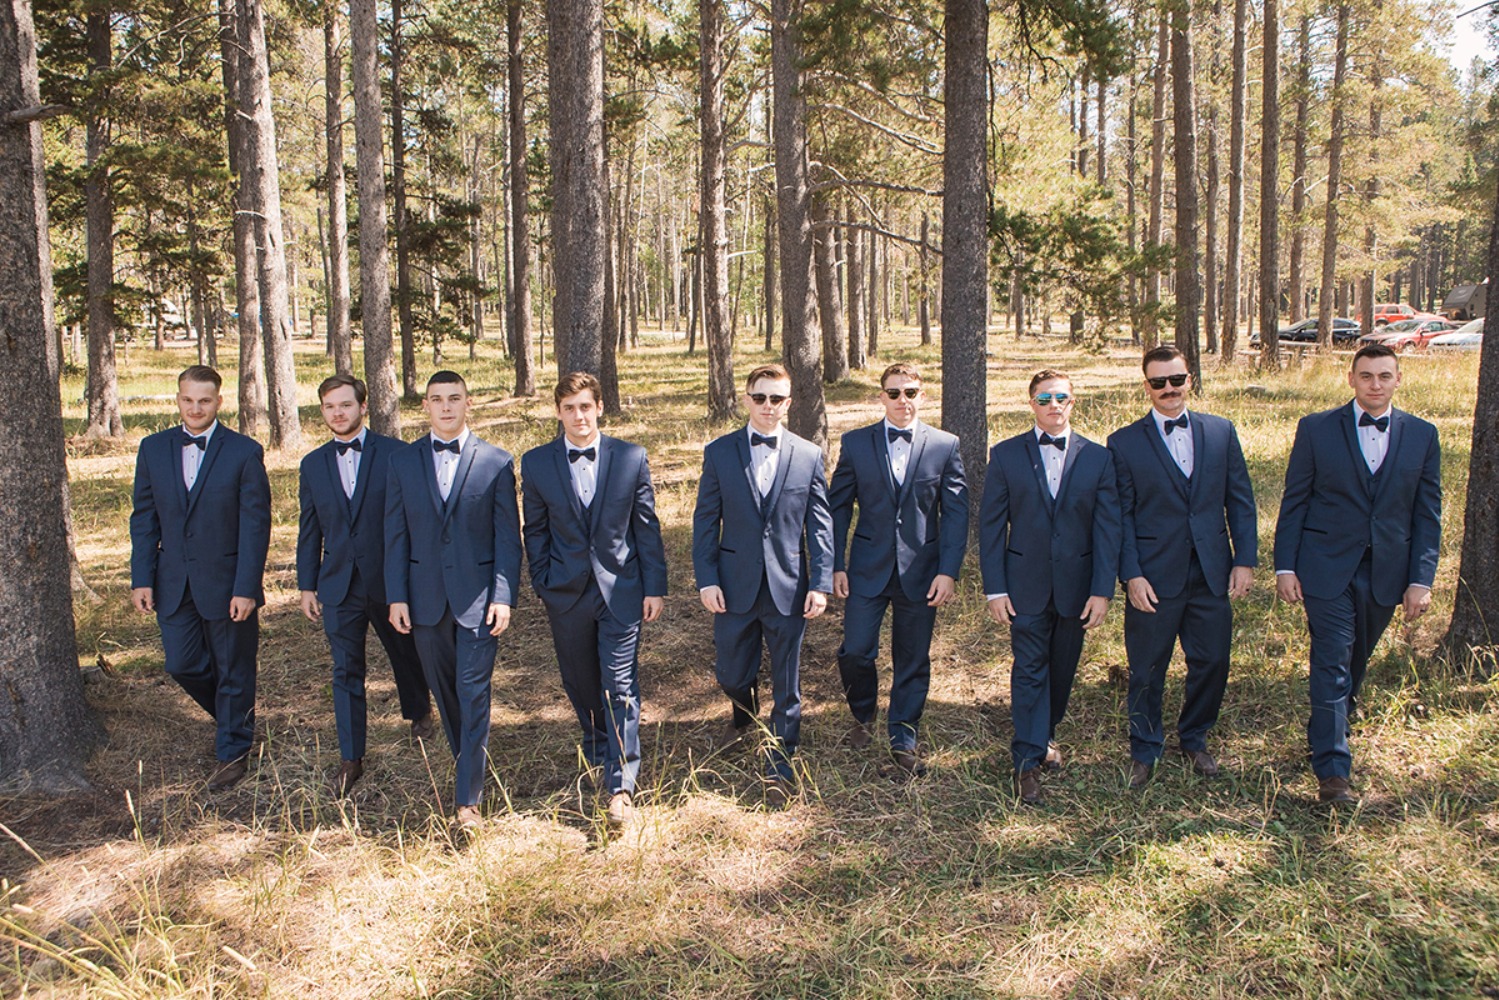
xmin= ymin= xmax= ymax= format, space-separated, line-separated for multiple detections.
xmin=986 ymin=593 xmax=1007 ymax=601
xmin=1407 ymin=583 xmax=1431 ymax=592
xmin=1275 ymin=570 xmax=1296 ymax=576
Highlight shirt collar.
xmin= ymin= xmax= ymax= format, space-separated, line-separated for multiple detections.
xmin=182 ymin=421 xmax=219 ymax=446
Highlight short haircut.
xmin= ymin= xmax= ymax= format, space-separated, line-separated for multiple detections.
xmin=318 ymin=373 xmax=368 ymax=404
xmin=745 ymin=363 xmax=790 ymax=391
xmin=1352 ymin=343 xmax=1398 ymax=367
xmin=427 ymin=370 xmax=467 ymax=392
xmin=880 ymin=362 xmax=922 ymax=387
xmin=178 ymin=365 xmax=222 ymax=391
xmin=1142 ymin=344 xmax=1186 ymax=373
xmin=1028 ymin=368 xmax=1072 ymax=397
xmin=554 ymin=371 xmax=602 ymax=406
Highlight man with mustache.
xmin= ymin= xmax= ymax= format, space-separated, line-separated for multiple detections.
xmin=1107 ymin=346 xmax=1258 ymax=789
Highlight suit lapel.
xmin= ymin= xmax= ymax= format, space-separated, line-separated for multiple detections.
xmin=166 ymin=433 xmax=189 ymax=514
xmin=185 ymin=428 xmax=226 ymax=518
xmin=735 ymin=431 xmax=763 ymax=516
xmin=763 ymin=432 xmax=794 ymax=516
xmin=1371 ymin=408 xmax=1405 ymax=504
xmin=346 ymin=436 xmax=375 ymax=523
xmin=419 ymin=435 xmax=447 ymax=518
xmin=1339 ymin=404 xmax=1373 ymax=498
xmin=442 ymin=436 xmax=479 ymax=525
xmin=1023 ymin=433 xmax=1054 ymax=514
xmin=1054 ymin=433 xmax=1086 ymax=510
xmin=322 ymin=442 xmax=350 ymax=524
xmin=1142 ymin=415 xmax=1190 ymax=500
xmin=896 ymin=422 xmax=928 ymax=503
xmin=589 ymin=435 xmax=614 ymax=532
xmin=871 ymin=424 xmax=898 ymax=499
xmin=553 ymin=437 xmax=587 ymax=525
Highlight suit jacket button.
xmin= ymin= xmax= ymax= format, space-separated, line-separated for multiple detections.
xmin=442 ymin=535 xmax=451 ymax=544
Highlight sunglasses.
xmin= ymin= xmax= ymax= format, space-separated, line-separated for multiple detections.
xmin=1147 ymin=374 xmax=1190 ymax=390
xmin=1032 ymin=392 xmax=1073 ymax=405
xmin=748 ymin=393 xmax=789 ymax=406
xmin=883 ymin=387 xmax=921 ymax=400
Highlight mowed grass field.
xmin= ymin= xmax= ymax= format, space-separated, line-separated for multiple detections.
xmin=3 ymin=325 xmax=1497 ymax=998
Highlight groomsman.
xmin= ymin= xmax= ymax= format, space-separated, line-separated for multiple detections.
xmin=521 ymin=372 xmax=668 ymax=828
xmin=130 ymin=365 xmax=271 ymax=790
xmin=981 ymin=370 xmax=1120 ymax=804
xmin=1274 ymin=343 xmax=1441 ymax=805
xmin=385 ymin=371 xmax=522 ymax=829
xmin=829 ymin=362 xmax=968 ymax=777
xmin=298 ymin=374 xmax=433 ymax=798
xmin=1108 ymin=346 xmax=1257 ymax=789
xmin=693 ymin=363 xmax=834 ymax=807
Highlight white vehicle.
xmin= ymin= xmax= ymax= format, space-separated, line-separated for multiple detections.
xmin=1427 ymin=320 xmax=1484 ymax=352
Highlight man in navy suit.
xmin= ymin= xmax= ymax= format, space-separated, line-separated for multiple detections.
xmin=693 ymin=363 xmax=834 ymax=807
xmin=521 ymin=371 xmax=668 ymax=829
xmin=385 ymin=370 xmax=522 ymax=829
xmin=130 ymin=365 xmax=271 ymax=790
xmin=1108 ymin=345 xmax=1257 ymax=789
xmin=829 ymin=362 xmax=967 ymax=778
xmin=1274 ymin=343 xmax=1441 ymax=805
xmin=982 ymin=370 xmax=1121 ymax=804
xmin=298 ymin=374 xmax=433 ymax=798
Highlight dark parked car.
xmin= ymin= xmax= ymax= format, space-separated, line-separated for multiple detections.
xmin=1275 ymin=317 xmax=1362 ymax=343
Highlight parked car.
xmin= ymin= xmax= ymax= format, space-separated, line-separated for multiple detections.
xmin=1380 ymin=318 xmax=1460 ymax=351
xmin=1427 ymin=318 xmax=1485 ymax=352
xmin=1371 ymin=303 xmax=1416 ymax=327
xmin=1274 ymin=317 xmax=1362 ymax=343
xmin=1358 ymin=318 xmax=1425 ymax=344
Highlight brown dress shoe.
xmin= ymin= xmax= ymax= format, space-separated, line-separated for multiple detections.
xmin=332 ymin=758 xmax=364 ymax=798
xmin=207 ymin=756 xmax=249 ymax=791
xmin=890 ymin=748 xmax=928 ymax=778
xmin=763 ymin=778 xmax=791 ymax=810
xmin=1180 ymin=747 xmax=1220 ymax=778
xmin=1318 ymin=775 xmax=1357 ymax=805
xmin=1128 ymin=759 xmax=1154 ymax=790
xmin=411 ymin=711 xmax=436 ymax=741
xmin=1044 ymin=742 xmax=1063 ymax=771
xmin=606 ymin=791 xmax=633 ymax=829
xmin=847 ymin=719 xmax=873 ymax=749
xmin=454 ymin=805 xmax=484 ymax=830
xmin=1016 ymin=768 xmax=1043 ymax=805
xmin=718 ymin=718 xmax=752 ymax=749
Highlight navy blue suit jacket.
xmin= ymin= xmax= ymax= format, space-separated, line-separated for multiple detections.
xmin=521 ymin=434 xmax=669 ymax=626
xmin=828 ymin=420 xmax=968 ymax=602
xmin=130 ymin=423 xmax=271 ymax=618
xmin=297 ymin=431 xmax=405 ymax=607
xmin=383 ymin=432 xmax=522 ymax=629
xmin=692 ymin=427 xmax=835 ymax=616
xmin=979 ymin=431 xmax=1121 ymax=617
xmin=1108 ymin=411 xmax=1258 ymax=599
xmin=1274 ymin=403 xmax=1441 ymax=606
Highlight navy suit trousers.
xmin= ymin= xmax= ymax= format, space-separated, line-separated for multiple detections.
xmin=322 ymin=568 xmax=430 ymax=761
xmin=1303 ymin=553 xmax=1397 ymax=779
xmin=413 ymin=610 xmax=498 ymax=806
xmin=836 ymin=567 xmax=936 ymax=751
xmin=1008 ymin=601 xmax=1086 ymax=773
xmin=158 ymin=582 xmax=258 ymax=761
xmin=544 ymin=578 xmax=642 ymax=795
xmin=714 ymin=575 xmax=806 ymax=780
xmin=1124 ymin=553 xmax=1231 ymax=764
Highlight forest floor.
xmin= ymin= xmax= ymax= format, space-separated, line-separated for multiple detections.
xmin=3 ymin=327 xmax=1497 ymax=998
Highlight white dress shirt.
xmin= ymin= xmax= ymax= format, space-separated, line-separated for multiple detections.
xmin=1153 ymin=408 xmax=1194 ymax=478
xmin=566 ymin=433 xmax=601 ymax=507
xmin=885 ymin=419 xmax=916 ymax=487
xmin=1352 ymin=401 xmax=1391 ymax=475
xmin=181 ymin=421 xmax=219 ymax=491
xmin=748 ymin=425 xmax=781 ymax=498
xmin=333 ymin=428 xmax=367 ymax=499
xmin=431 ymin=427 xmax=471 ymax=501
xmin=1035 ymin=425 xmax=1069 ymax=499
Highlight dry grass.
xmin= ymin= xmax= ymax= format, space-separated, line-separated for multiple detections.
xmin=3 ymin=326 xmax=1497 ymax=998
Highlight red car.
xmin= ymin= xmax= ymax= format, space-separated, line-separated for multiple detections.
xmin=1371 ymin=303 xmax=1416 ymax=327
xmin=1380 ymin=317 xmax=1458 ymax=351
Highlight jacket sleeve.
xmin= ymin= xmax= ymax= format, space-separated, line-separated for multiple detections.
xmin=1224 ymin=423 xmax=1259 ymax=568
xmin=234 ymin=442 xmax=272 ymax=603
xmin=491 ymin=454 xmax=523 ymax=607
xmin=827 ymin=438 xmax=857 ymax=574
xmin=296 ymin=458 xmax=322 ymax=592
xmin=634 ymin=451 xmax=670 ymax=597
xmin=977 ymin=444 xmax=1009 ymax=596
xmin=1090 ymin=449 xmax=1122 ymax=599
xmin=804 ymin=450 xmax=835 ymax=594
xmin=520 ymin=455 xmax=551 ymax=593
xmin=129 ymin=443 xmax=161 ymax=590
xmin=1112 ymin=435 xmax=1143 ymax=584
xmin=1409 ymin=424 xmax=1442 ymax=589
xmin=1273 ymin=418 xmax=1316 ymax=575
xmin=936 ymin=438 xmax=970 ymax=580
xmin=691 ymin=448 xmax=723 ymax=590
xmin=384 ymin=458 xmax=411 ymax=605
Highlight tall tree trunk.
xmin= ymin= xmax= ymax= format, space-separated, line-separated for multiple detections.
xmin=1222 ymin=0 xmax=1247 ymax=358
xmin=507 ymin=0 xmax=535 ymax=395
xmin=324 ymin=3 xmax=353 ymax=377
xmin=1144 ymin=10 xmax=1169 ymax=349
xmin=813 ymin=196 xmax=848 ymax=383
xmin=349 ymin=0 xmax=399 ymax=433
xmin=867 ymin=216 xmax=879 ymax=355
xmin=942 ymin=0 xmax=988 ymax=511
xmin=1127 ymin=66 xmax=1138 ymax=340
xmin=699 ymin=0 xmax=735 ymax=418
xmin=1171 ymin=0 xmax=1201 ymax=384
xmin=1318 ymin=4 xmax=1349 ymax=350
xmin=1096 ymin=73 xmax=1107 ymax=183
xmin=83 ymin=10 xmax=121 ymax=438
xmin=0 ymin=0 xmax=104 ymax=789
xmin=548 ymin=0 xmax=606 ymax=382
xmin=1258 ymin=0 xmax=1280 ymax=368
xmin=1287 ymin=12 xmax=1311 ymax=324
xmin=1361 ymin=25 xmax=1383 ymax=339
xmin=847 ymin=205 xmax=866 ymax=370
xmin=389 ymin=0 xmax=417 ymax=398
xmin=1077 ymin=64 xmax=1091 ymax=177
xmin=601 ymin=160 xmax=620 ymax=411
xmin=763 ymin=188 xmax=776 ymax=352
xmin=918 ymin=211 xmax=932 ymax=345
xmin=771 ymin=0 xmax=826 ymax=447
xmin=1204 ymin=0 xmax=1222 ymax=359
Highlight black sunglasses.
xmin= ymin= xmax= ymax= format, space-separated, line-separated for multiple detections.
xmin=883 ymin=387 xmax=921 ymax=400
xmin=748 ymin=393 xmax=789 ymax=406
xmin=1146 ymin=373 xmax=1190 ymax=390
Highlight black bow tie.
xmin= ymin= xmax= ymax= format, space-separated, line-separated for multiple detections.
xmin=569 ymin=447 xmax=596 ymax=464
xmin=751 ymin=433 xmax=778 ymax=449
xmin=432 ymin=437 xmax=461 ymax=454
xmin=887 ymin=427 xmax=913 ymax=443
xmin=182 ymin=432 xmax=207 ymax=450
xmin=335 ymin=438 xmax=363 ymax=455
xmin=1039 ymin=433 xmax=1066 ymax=451
xmin=1359 ymin=412 xmax=1390 ymax=433
xmin=1164 ymin=416 xmax=1189 ymax=434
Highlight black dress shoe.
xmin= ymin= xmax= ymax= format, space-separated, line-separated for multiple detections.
xmin=847 ymin=719 xmax=873 ymax=749
xmin=1044 ymin=742 xmax=1063 ymax=771
xmin=411 ymin=711 xmax=436 ymax=741
xmin=1016 ymin=768 xmax=1043 ymax=805
xmin=890 ymin=749 xmax=927 ymax=778
xmin=332 ymin=758 xmax=364 ymax=798
xmin=207 ymin=756 xmax=249 ymax=791
xmin=1180 ymin=747 xmax=1220 ymax=778
xmin=1128 ymin=759 xmax=1154 ymax=790
xmin=1318 ymin=775 xmax=1357 ymax=805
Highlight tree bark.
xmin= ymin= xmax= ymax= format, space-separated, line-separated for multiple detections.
xmin=1361 ymin=21 xmax=1382 ymax=340
xmin=699 ymin=0 xmax=735 ymax=418
xmin=918 ymin=211 xmax=932 ymax=345
xmin=1204 ymin=0 xmax=1222 ymax=359
xmin=813 ymin=195 xmax=848 ymax=383
xmin=506 ymin=0 xmax=535 ymax=395
xmin=847 ymin=205 xmax=866 ymax=370
xmin=324 ymin=4 xmax=353 ymax=377
xmin=1258 ymin=0 xmax=1280 ymax=368
xmin=389 ymin=0 xmax=418 ymax=399
xmin=1171 ymin=0 xmax=1201 ymax=384
xmin=771 ymin=0 xmax=826 ymax=447
xmin=1287 ymin=12 xmax=1310 ymax=324
xmin=866 ymin=215 xmax=879 ymax=355
xmin=942 ymin=0 xmax=988 ymax=512
xmin=1144 ymin=10 xmax=1169 ymax=349
xmin=1222 ymin=0 xmax=1247 ymax=358
xmin=548 ymin=0 xmax=606 ymax=382
xmin=83 ymin=10 xmax=121 ymax=438
xmin=0 ymin=0 xmax=104 ymax=790
xmin=1318 ymin=4 xmax=1349 ymax=351
xmin=763 ymin=188 xmax=776 ymax=352
xmin=219 ymin=0 xmax=266 ymax=436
